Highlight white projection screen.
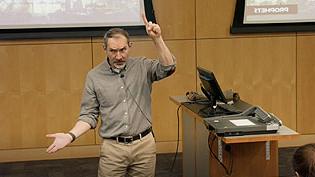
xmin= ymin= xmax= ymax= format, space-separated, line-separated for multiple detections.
xmin=231 ymin=0 xmax=315 ymax=33
xmin=0 ymin=0 xmax=156 ymax=39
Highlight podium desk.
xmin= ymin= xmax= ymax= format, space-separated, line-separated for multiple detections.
xmin=170 ymin=96 xmax=299 ymax=177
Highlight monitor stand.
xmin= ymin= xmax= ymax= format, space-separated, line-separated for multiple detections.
xmin=199 ymin=86 xmax=236 ymax=117
xmin=199 ymin=86 xmax=218 ymax=116
xmin=201 ymin=85 xmax=216 ymax=108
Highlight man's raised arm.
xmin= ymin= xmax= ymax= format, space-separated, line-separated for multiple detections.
xmin=142 ymin=14 xmax=175 ymax=66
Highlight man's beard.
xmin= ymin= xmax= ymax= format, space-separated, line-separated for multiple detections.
xmin=113 ymin=62 xmax=126 ymax=70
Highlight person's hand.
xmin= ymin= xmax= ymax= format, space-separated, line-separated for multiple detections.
xmin=142 ymin=13 xmax=161 ymax=39
xmin=46 ymin=133 xmax=72 ymax=153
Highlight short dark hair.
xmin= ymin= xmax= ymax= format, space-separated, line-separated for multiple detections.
xmin=293 ymin=143 xmax=315 ymax=177
xmin=103 ymin=28 xmax=130 ymax=49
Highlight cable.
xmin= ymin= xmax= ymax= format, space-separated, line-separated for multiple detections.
xmin=208 ymin=133 xmax=233 ymax=176
xmin=122 ymin=77 xmax=152 ymax=125
xmin=170 ymin=100 xmax=204 ymax=171
xmin=173 ymin=98 xmax=234 ymax=175
xmin=169 ymin=104 xmax=181 ymax=172
xmin=169 ymin=99 xmax=210 ymax=171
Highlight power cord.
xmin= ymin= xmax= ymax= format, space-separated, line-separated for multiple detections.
xmin=169 ymin=97 xmax=211 ymax=171
xmin=170 ymin=100 xmax=210 ymax=172
xmin=169 ymin=104 xmax=181 ymax=172
xmin=170 ymin=94 xmax=234 ymax=175
xmin=208 ymin=132 xmax=233 ymax=176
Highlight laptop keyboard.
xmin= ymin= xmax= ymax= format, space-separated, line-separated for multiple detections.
xmin=198 ymin=105 xmax=239 ymax=118
xmin=217 ymin=104 xmax=243 ymax=114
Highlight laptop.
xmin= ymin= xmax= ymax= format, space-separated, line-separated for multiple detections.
xmin=195 ymin=67 xmax=282 ymax=136
xmin=203 ymin=106 xmax=282 ymax=137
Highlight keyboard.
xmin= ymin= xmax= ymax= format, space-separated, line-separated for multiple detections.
xmin=198 ymin=106 xmax=239 ymax=118
xmin=217 ymin=103 xmax=243 ymax=114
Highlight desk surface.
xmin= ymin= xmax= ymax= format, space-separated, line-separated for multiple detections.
xmin=170 ymin=95 xmax=299 ymax=144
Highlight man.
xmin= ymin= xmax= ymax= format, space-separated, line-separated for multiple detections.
xmin=46 ymin=14 xmax=176 ymax=177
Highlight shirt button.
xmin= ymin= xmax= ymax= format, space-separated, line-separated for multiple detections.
xmin=125 ymin=125 xmax=128 ymax=128
xmin=125 ymin=112 xmax=128 ymax=115
xmin=123 ymin=99 xmax=126 ymax=102
xmin=121 ymin=86 xmax=124 ymax=89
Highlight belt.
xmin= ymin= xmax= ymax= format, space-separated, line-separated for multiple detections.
xmin=109 ymin=127 xmax=152 ymax=144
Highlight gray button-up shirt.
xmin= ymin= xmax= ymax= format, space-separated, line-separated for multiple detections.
xmin=78 ymin=56 xmax=176 ymax=138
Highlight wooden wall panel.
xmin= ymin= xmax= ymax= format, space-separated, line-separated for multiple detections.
xmin=92 ymin=39 xmax=196 ymax=142
xmin=0 ymin=146 xmax=100 ymax=162
xmin=152 ymin=0 xmax=195 ymax=40
xmin=196 ymin=0 xmax=236 ymax=39
xmin=0 ymin=43 xmax=95 ymax=149
xmin=195 ymin=0 xmax=295 ymax=39
xmin=92 ymin=41 xmax=106 ymax=66
xmin=92 ymin=0 xmax=196 ymax=41
xmin=151 ymin=40 xmax=196 ymax=141
xmin=297 ymin=36 xmax=315 ymax=134
xmin=0 ymin=38 xmax=91 ymax=46
xmin=197 ymin=37 xmax=296 ymax=129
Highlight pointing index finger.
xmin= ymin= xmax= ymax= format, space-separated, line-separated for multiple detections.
xmin=46 ymin=134 xmax=55 ymax=138
xmin=141 ymin=13 xmax=149 ymax=25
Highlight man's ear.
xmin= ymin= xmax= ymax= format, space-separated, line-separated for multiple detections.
xmin=103 ymin=44 xmax=107 ymax=50
xmin=128 ymin=42 xmax=133 ymax=48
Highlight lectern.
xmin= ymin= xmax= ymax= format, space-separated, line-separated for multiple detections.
xmin=170 ymin=96 xmax=299 ymax=177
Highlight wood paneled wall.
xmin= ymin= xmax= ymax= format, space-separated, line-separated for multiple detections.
xmin=0 ymin=41 xmax=96 ymax=150
xmin=0 ymin=0 xmax=314 ymax=162
xmin=297 ymin=35 xmax=315 ymax=134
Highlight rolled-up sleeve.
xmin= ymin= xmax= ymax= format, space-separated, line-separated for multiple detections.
xmin=159 ymin=54 xmax=176 ymax=77
xmin=146 ymin=55 xmax=176 ymax=82
xmin=78 ymin=74 xmax=100 ymax=129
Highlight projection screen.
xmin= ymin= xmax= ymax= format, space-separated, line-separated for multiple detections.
xmin=244 ymin=0 xmax=315 ymax=24
xmin=230 ymin=0 xmax=315 ymax=33
xmin=0 ymin=0 xmax=156 ymax=39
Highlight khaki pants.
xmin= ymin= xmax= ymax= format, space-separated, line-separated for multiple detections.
xmin=98 ymin=132 xmax=156 ymax=177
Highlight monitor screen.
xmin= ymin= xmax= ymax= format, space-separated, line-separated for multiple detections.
xmin=197 ymin=67 xmax=227 ymax=106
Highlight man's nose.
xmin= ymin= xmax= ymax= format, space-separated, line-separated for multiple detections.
xmin=115 ymin=52 xmax=123 ymax=60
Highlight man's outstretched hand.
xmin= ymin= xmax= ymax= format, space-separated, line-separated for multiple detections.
xmin=46 ymin=133 xmax=72 ymax=153
xmin=142 ymin=13 xmax=161 ymax=39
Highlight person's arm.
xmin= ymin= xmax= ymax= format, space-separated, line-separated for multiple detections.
xmin=46 ymin=73 xmax=100 ymax=153
xmin=46 ymin=120 xmax=91 ymax=153
xmin=142 ymin=14 xmax=175 ymax=66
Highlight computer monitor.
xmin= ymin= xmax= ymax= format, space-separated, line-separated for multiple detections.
xmin=197 ymin=67 xmax=227 ymax=108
